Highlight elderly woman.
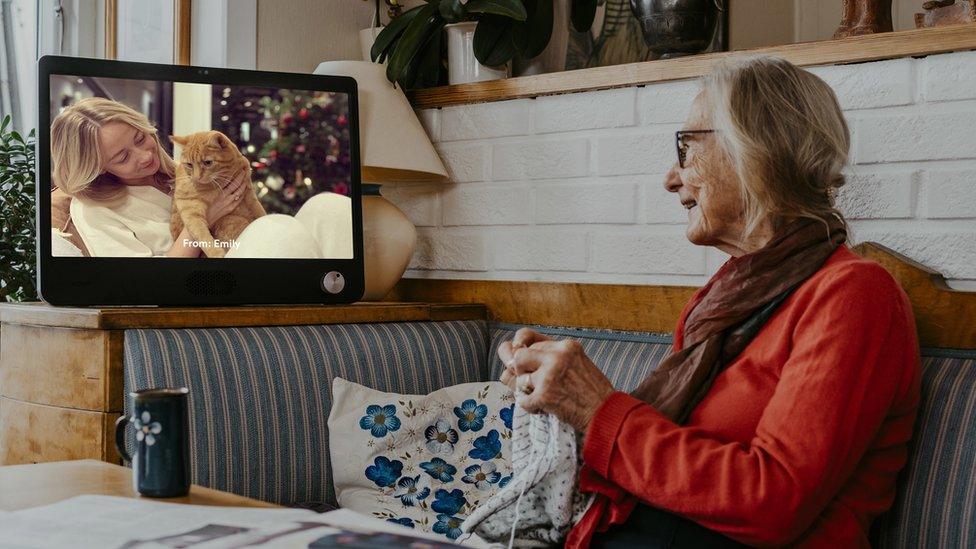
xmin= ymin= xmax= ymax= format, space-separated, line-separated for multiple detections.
xmin=499 ymin=56 xmax=921 ymax=548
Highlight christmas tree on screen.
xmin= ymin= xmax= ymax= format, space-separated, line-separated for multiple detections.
xmin=213 ymin=87 xmax=352 ymax=215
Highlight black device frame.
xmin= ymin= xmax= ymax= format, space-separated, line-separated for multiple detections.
xmin=36 ymin=55 xmax=365 ymax=306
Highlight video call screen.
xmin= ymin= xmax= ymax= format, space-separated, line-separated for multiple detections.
xmin=48 ymin=74 xmax=354 ymax=259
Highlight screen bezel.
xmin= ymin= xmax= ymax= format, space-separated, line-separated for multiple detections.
xmin=37 ymin=55 xmax=365 ymax=306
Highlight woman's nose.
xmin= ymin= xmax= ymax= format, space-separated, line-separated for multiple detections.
xmin=663 ymin=164 xmax=682 ymax=193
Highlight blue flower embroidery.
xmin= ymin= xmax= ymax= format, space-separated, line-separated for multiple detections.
xmin=424 ymin=419 xmax=459 ymax=455
xmin=364 ymin=455 xmax=403 ymax=488
xmin=431 ymin=488 xmax=467 ymax=515
xmin=500 ymin=404 xmax=514 ymax=430
xmin=359 ymin=404 xmax=401 ymax=438
xmin=432 ymin=513 xmax=464 ymax=540
xmin=387 ymin=517 xmax=415 ymax=528
xmin=499 ymin=474 xmax=512 ymax=488
xmin=420 ymin=457 xmax=457 ymax=483
xmin=469 ymin=429 xmax=502 ymax=461
xmin=454 ymin=399 xmax=488 ymax=432
xmin=461 ymin=461 xmax=502 ymax=490
xmin=392 ymin=475 xmax=430 ymax=507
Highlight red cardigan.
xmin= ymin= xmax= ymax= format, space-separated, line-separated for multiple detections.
xmin=566 ymin=245 xmax=921 ymax=548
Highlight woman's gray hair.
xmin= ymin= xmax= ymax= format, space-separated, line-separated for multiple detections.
xmin=701 ymin=55 xmax=850 ymax=239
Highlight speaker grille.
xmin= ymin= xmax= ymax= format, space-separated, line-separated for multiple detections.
xmin=185 ymin=271 xmax=237 ymax=296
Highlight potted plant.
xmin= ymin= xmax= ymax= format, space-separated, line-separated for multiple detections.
xmin=370 ymin=0 xmax=598 ymax=89
xmin=0 ymin=115 xmax=37 ymax=303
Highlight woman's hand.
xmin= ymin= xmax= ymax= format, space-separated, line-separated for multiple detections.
xmin=500 ymin=329 xmax=616 ymax=432
xmin=206 ymin=168 xmax=248 ymax=226
xmin=497 ymin=328 xmax=553 ymax=391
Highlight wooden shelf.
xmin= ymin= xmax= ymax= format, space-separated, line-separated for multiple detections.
xmin=409 ymin=24 xmax=976 ymax=109
xmin=0 ymin=301 xmax=487 ymax=330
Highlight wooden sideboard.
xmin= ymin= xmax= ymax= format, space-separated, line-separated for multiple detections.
xmin=0 ymin=302 xmax=486 ymax=466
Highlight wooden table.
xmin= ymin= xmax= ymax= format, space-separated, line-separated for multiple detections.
xmin=0 ymin=459 xmax=279 ymax=512
xmin=0 ymin=301 xmax=487 ymax=466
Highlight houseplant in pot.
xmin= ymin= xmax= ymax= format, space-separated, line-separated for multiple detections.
xmin=0 ymin=115 xmax=37 ymax=303
xmin=370 ymin=0 xmax=599 ymax=88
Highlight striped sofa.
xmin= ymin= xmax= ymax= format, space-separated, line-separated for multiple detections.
xmin=123 ymin=319 xmax=976 ymax=547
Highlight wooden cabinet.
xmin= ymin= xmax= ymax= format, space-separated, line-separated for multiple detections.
xmin=0 ymin=302 xmax=486 ymax=466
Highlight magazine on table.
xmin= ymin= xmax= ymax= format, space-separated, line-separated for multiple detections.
xmin=0 ymin=496 xmax=484 ymax=548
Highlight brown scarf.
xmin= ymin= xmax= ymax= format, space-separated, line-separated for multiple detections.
xmin=631 ymin=216 xmax=847 ymax=424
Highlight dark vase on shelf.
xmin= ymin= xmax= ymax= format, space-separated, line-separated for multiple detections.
xmin=629 ymin=0 xmax=724 ymax=59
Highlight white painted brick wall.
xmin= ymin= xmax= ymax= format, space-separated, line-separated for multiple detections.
xmin=533 ymin=88 xmax=636 ymax=133
xmin=492 ymin=228 xmax=589 ymax=272
xmin=393 ymin=51 xmax=976 ymax=290
xmin=596 ymin=131 xmax=675 ymax=176
xmin=535 ymin=179 xmax=638 ymax=225
xmin=492 ymin=138 xmax=590 ymax=180
xmin=923 ymin=50 xmax=976 ymax=102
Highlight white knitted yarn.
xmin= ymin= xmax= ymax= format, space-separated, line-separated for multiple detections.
xmin=460 ymin=396 xmax=593 ymax=547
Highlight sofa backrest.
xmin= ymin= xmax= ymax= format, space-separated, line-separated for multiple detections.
xmin=122 ymin=320 xmax=490 ymax=508
xmin=874 ymin=348 xmax=976 ymax=548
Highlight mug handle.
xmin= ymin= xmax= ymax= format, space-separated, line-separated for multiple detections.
xmin=114 ymin=415 xmax=132 ymax=462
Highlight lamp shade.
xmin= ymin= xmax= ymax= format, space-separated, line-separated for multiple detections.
xmin=313 ymin=60 xmax=448 ymax=184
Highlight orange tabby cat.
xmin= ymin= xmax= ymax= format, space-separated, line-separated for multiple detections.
xmin=169 ymin=131 xmax=265 ymax=258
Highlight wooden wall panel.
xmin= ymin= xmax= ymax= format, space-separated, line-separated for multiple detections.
xmin=856 ymin=243 xmax=976 ymax=349
xmin=0 ymin=325 xmax=123 ymax=412
xmin=389 ymin=243 xmax=976 ymax=349
xmin=388 ymin=279 xmax=698 ymax=334
xmin=0 ymin=398 xmax=114 ymax=465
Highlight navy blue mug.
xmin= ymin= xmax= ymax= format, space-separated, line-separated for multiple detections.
xmin=115 ymin=387 xmax=191 ymax=497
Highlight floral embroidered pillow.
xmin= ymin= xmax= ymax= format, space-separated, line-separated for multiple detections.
xmin=328 ymin=378 xmax=516 ymax=543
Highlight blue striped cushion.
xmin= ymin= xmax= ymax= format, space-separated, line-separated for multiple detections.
xmin=122 ymin=320 xmax=489 ymax=507
xmin=875 ymin=350 xmax=976 ymax=548
xmin=487 ymin=322 xmax=673 ymax=392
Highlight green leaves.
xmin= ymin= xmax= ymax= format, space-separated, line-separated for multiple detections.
xmin=371 ymin=5 xmax=423 ymax=63
xmin=385 ymin=2 xmax=444 ymax=88
xmin=417 ymin=26 xmax=444 ymax=88
xmin=472 ymin=14 xmax=517 ymax=67
xmin=438 ymin=0 xmax=467 ymax=22
xmin=513 ymin=0 xmax=553 ymax=60
xmin=465 ymin=0 xmax=527 ymax=20
xmin=0 ymin=115 xmax=38 ymax=302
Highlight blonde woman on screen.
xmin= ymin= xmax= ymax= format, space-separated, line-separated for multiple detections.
xmin=50 ymin=97 xmax=352 ymax=259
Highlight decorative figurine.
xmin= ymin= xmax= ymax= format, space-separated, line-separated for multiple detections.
xmin=915 ymin=0 xmax=976 ymax=28
xmin=834 ymin=0 xmax=893 ymax=38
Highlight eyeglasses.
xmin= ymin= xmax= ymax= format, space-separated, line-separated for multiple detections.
xmin=675 ymin=129 xmax=715 ymax=169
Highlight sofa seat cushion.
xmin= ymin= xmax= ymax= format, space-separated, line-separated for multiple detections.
xmin=874 ymin=349 xmax=976 ymax=548
xmin=123 ymin=320 xmax=490 ymax=508
xmin=487 ymin=322 xmax=673 ymax=392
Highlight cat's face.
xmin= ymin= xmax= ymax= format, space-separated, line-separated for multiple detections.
xmin=170 ymin=131 xmax=247 ymax=188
